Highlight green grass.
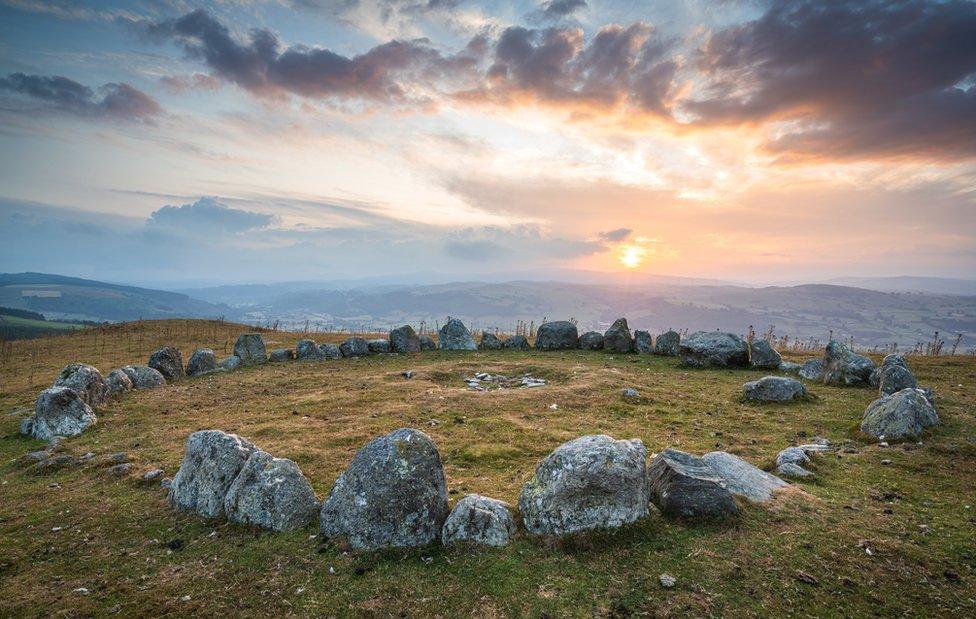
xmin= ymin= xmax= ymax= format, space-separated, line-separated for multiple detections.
xmin=0 ymin=313 xmax=85 ymax=330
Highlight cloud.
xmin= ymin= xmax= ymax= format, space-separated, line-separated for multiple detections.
xmin=599 ymin=228 xmax=632 ymax=242
xmin=443 ymin=224 xmax=606 ymax=261
xmin=0 ymin=73 xmax=162 ymax=121
xmin=158 ymin=73 xmax=222 ymax=94
xmin=529 ymin=0 xmax=589 ymax=24
xmin=147 ymin=197 xmax=277 ymax=233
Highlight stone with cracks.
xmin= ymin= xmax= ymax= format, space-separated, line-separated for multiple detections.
xmin=743 ymin=376 xmax=807 ymax=402
xmin=148 ymin=347 xmax=184 ymax=381
xmin=168 ymin=430 xmax=256 ymax=519
xmin=749 ymin=340 xmax=782 ymax=369
xmin=296 ymin=339 xmax=325 ymax=361
xmin=389 ymin=325 xmax=421 ymax=353
xmin=367 ymin=339 xmax=390 ymax=354
xmin=603 ymin=317 xmax=634 ymax=353
xmin=121 ymin=365 xmax=166 ymax=389
xmin=105 ymin=368 xmax=133 ymax=396
xmin=479 ymin=332 xmax=503 ymax=350
xmin=861 ymin=388 xmax=939 ymax=442
xmin=441 ymin=494 xmax=516 ymax=547
xmin=679 ymin=331 xmax=749 ymax=368
xmin=223 ymin=450 xmax=320 ymax=532
xmin=634 ymin=330 xmax=653 ymax=353
xmin=319 ymin=428 xmax=449 ymax=550
xmin=318 ymin=343 xmax=342 ymax=359
xmin=648 ymin=448 xmax=739 ymax=520
xmin=701 ymin=451 xmax=788 ymax=503
xmin=654 ymin=330 xmax=681 ymax=356
xmin=233 ymin=334 xmax=267 ymax=366
xmin=535 ymin=321 xmax=579 ymax=351
xmin=186 ymin=349 xmax=218 ymax=376
xmin=22 ymin=387 xmax=97 ymax=441
xmin=269 ymin=348 xmax=295 ymax=362
xmin=502 ymin=335 xmax=530 ymax=350
xmin=419 ymin=335 xmax=437 ymax=351
xmin=879 ymin=364 xmax=918 ymax=396
xmin=577 ymin=331 xmax=604 ymax=350
xmin=340 ymin=337 xmax=369 ymax=357
xmin=438 ymin=318 xmax=477 ymax=351
xmin=798 ymin=358 xmax=824 ymax=381
xmin=519 ymin=435 xmax=649 ymax=535
xmin=822 ymin=341 xmax=875 ymax=386
xmin=53 ymin=363 xmax=108 ymax=407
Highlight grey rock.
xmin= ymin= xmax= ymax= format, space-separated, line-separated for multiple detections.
xmin=679 ymin=331 xmax=749 ymax=368
xmin=743 ymin=376 xmax=808 ymax=402
xmin=121 ymin=365 xmax=166 ymax=389
xmin=798 ymin=358 xmax=824 ymax=381
xmin=780 ymin=361 xmax=803 ymax=375
xmin=23 ymin=387 xmax=97 ymax=441
xmin=318 ymin=343 xmax=342 ymax=359
xmin=107 ymin=463 xmax=132 ymax=477
xmin=861 ymin=388 xmax=939 ymax=442
xmin=749 ymin=340 xmax=782 ymax=369
xmin=776 ymin=446 xmax=810 ymax=467
xmin=233 ymin=333 xmax=267 ymax=365
xmin=29 ymin=453 xmax=80 ymax=473
xmin=479 ymin=332 xmax=503 ymax=350
xmin=148 ymin=347 xmax=184 ymax=381
xmin=577 ymin=331 xmax=605 ymax=350
xmin=160 ymin=477 xmax=173 ymax=490
xmin=881 ymin=353 xmax=909 ymax=369
xmin=340 ymin=337 xmax=369 ymax=357
xmin=319 ymin=428 xmax=448 ymax=550
xmin=603 ymin=317 xmax=634 ymax=353
xmin=534 ymin=321 xmax=579 ymax=351
xmin=143 ymin=468 xmax=165 ymax=482
xmin=648 ymin=448 xmax=739 ymax=520
xmin=389 ymin=325 xmax=421 ymax=353
xmin=168 ymin=430 xmax=256 ymax=519
xmin=419 ymin=335 xmax=437 ymax=351
xmin=654 ymin=330 xmax=681 ymax=356
xmin=659 ymin=574 xmax=677 ymax=588
xmin=502 ymin=335 xmax=530 ymax=350
xmin=441 ymin=494 xmax=515 ymax=547
xmin=774 ymin=445 xmax=818 ymax=479
xmin=438 ymin=318 xmax=477 ymax=351
xmin=186 ymin=349 xmax=218 ymax=376
xmin=105 ymin=368 xmax=133 ymax=396
xmin=218 ymin=355 xmax=241 ymax=371
xmin=621 ymin=387 xmax=640 ymax=400
xmin=879 ymin=365 xmax=917 ymax=396
xmin=701 ymin=451 xmax=788 ymax=503
xmin=777 ymin=462 xmax=815 ymax=478
xmin=224 ymin=450 xmax=320 ymax=532
xmin=519 ymin=435 xmax=649 ymax=535
xmin=367 ymin=338 xmax=390 ymax=354
xmin=296 ymin=339 xmax=325 ymax=361
xmin=53 ymin=363 xmax=108 ymax=408
xmin=269 ymin=348 xmax=295 ymax=362
xmin=634 ymin=330 xmax=653 ymax=354
xmin=822 ymin=341 xmax=875 ymax=386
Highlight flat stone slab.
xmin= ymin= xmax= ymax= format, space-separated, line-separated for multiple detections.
xmin=702 ymin=451 xmax=788 ymax=503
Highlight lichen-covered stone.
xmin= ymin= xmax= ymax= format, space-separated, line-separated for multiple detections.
xmin=148 ymin=346 xmax=184 ymax=381
xmin=224 ymin=451 xmax=320 ymax=532
xmin=878 ymin=364 xmax=917 ymax=396
xmin=502 ymin=335 xmax=530 ymax=350
xmin=438 ymin=318 xmax=477 ymax=351
xmin=389 ymin=325 xmax=421 ymax=353
xmin=603 ymin=317 xmax=634 ymax=353
xmin=168 ymin=430 xmax=256 ymax=519
xmin=22 ymin=387 xmax=97 ymax=441
xmin=318 ymin=343 xmax=342 ymax=359
xmin=679 ymin=331 xmax=749 ymax=368
xmin=186 ymin=349 xmax=218 ymax=376
xmin=701 ymin=451 xmax=788 ymax=503
xmin=233 ymin=333 xmax=267 ymax=365
xmin=340 ymin=336 xmax=370 ymax=357
xmin=634 ymin=330 xmax=653 ymax=353
xmin=419 ymin=335 xmax=437 ymax=350
xmin=822 ymin=341 xmax=875 ymax=386
xmin=121 ymin=365 xmax=166 ymax=389
xmin=534 ymin=321 xmax=579 ymax=351
xmin=577 ymin=331 xmax=604 ymax=350
xmin=367 ymin=338 xmax=390 ymax=353
xmin=441 ymin=494 xmax=515 ymax=547
xmin=105 ymin=368 xmax=133 ymax=396
xmin=861 ymin=388 xmax=939 ymax=442
xmin=53 ymin=363 xmax=108 ymax=408
xmin=780 ymin=361 xmax=802 ymax=375
xmin=269 ymin=348 xmax=295 ymax=362
xmin=296 ymin=339 xmax=325 ymax=360
xmin=798 ymin=358 xmax=824 ymax=380
xmin=218 ymin=355 xmax=240 ymax=371
xmin=749 ymin=340 xmax=782 ymax=369
xmin=742 ymin=376 xmax=807 ymax=402
xmin=479 ymin=332 xmax=503 ymax=350
xmin=654 ymin=330 xmax=681 ymax=356
xmin=648 ymin=449 xmax=739 ymax=520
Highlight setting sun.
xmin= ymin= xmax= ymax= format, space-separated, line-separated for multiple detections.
xmin=618 ymin=244 xmax=647 ymax=269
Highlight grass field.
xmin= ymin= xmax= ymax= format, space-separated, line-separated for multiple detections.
xmin=1 ymin=320 xmax=974 ymax=616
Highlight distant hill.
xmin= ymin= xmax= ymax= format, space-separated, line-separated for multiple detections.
xmin=820 ymin=276 xmax=976 ymax=296
xmin=0 ymin=272 xmax=235 ymax=323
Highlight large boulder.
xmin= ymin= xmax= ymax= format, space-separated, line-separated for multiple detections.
xmin=296 ymin=339 xmax=325 ymax=361
xmin=503 ymin=335 xmax=530 ymax=350
xmin=389 ymin=325 xmax=421 ymax=353
xmin=701 ymin=451 xmax=788 ymax=503
xmin=218 ymin=355 xmax=240 ymax=371
xmin=679 ymin=331 xmax=749 ymax=368
xmin=743 ymin=376 xmax=808 ymax=402
xmin=634 ymin=330 xmax=653 ymax=354
xmin=438 ymin=318 xmax=477 ymax=351
xmin=121 ymin=365 xmax=166 ymax=389
xmin=654 ymin=330 xmax=681 ymax=356
xmin=22 ymin=387 xmax=97 ymax=441
xmin=168 ymin=430 xmax=256 ymax=519
xmin=861 ymin=388 xmax=939 ymax=442
xmin=878 ymin=364 xmax=918 ymax=396
xmin=148 ymin=347 xmax=184 ymax=381
xmin=798 ymin=358 xmax=824 ymax=381
xmin=318 ymin=343 xmax=342 ymax=359
xmin=53 ymin=363 xmax=108 ymax=408
xmin=105 ymin=368 xmax=133 ymax=396
xmin=367 ymin=338 xmax=390 ymax=354
xmin=339 ymin=337 xmax=369 ymax=358
xmin=319 ymin=428 xmax=449 ymax=550
xmin=223 ymin=451 xmax=319 ymax=532
xmin=577 ymin=331 xmax=604 ymax=350
xmin=648 ymin=449 xmax=739 ymax=520
xmin=821 ymin=341 xmax=875 ymax=386
xmin=479 ymin=332 xmax=503 ymax=350
xmin=233 ymin=333 xmax=267 ymax=365
xmin=186 ymin=349 xmax=218 ymax=377
xmin=535 ymin=321 xmax=579 ymax=351
xmin=519 ymin=435 xmax=649 ymax=535
xmin=441 ymin=494 xmax=516 ymax=547
xmin=749 ymin=340 xmax=782 ymax=369
xmin=269 ymin=348 xmax=295 ymax=362
xmin=419 ymin=335 xmax=437 ymax=351
xmin=603 ymin=318 xmax=634 ymax=353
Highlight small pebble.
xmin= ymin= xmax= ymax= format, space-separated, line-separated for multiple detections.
xmin=74 ymin=587 xmax=90 ymax=595
xmin=881 ymin=459 xmax=892 ymax=465
xmin=143 ymin=469 xmax=164 ymax=482
xmin=659 ymin=574 xmax=676 ymax=588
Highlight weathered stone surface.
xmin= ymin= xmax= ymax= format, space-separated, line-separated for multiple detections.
xmin=367 ymin=338 xmax=390 ymax=354
xmin=621 ymin=387 xmax=640 ymax=400
xmin=168 ymin=430 xmax=256 ymax=519
xmin=502 ymin=335 xmax=530 ymax=350
xmin=648 ymin=449 xmax=739 ymax=520
xmin=419 ymin=335 xmax=437 ymax=351
xmin=535 ymin=321 xmax=579 ymax=351
xmin=105 ymin=368 xmax=133 ymax=396
xmin=296 ymin=339 xmax=325 ymax=361
xmin=679 ymin=331 xmax=749 ymax=368
xmin=233 ymin=333 xmax=267 ymax=366
xmin=269 ymin=348 xmax=295 ymax=362
xmin=775 ymin=446 xmax=816 ymax=478
xmin=577 ymin=331 xmax=604 ymax=350
xmin=438 ymin=318 xmax=477 ymax=351
xmin=339 ymin=337 xmax=369 ymax=357
xmin=701 ymin=451 xmax=788 ymax=503
xmin=879 ymin=364 xmax=917 ymax=396
xmin=749 ymin=340 xmax=782 ymax=369
xmin=218 ymin=355 xmax=240 ymax=371
xmin=318 ymin=343 xmax=342 ymax=359
xmin=822 ymin=341 xmax=875 ymax=386
xmin=389 ymin=325 xmax=421 ymax=353
xmin=778 ymin=462 xmax=815 ymax=478
xmin=861 ymin=388 xmax=939 ymax=442
xmin=186 ymin=349 xmax=218 ymax=377
xmin=603 ymin=317 xmax=634 ymax=353
xmin=634 ymin=330 xmax=653 ymax=353
xmin=654 ymin=330 xmax=681 ymax=356
xmin=441 ymin=494 xmax=515 ymax=547
xmin=319 ymin=428 xmax=448 ymax=550
xmin=22 ymin=387 xmax=97 ymax=441
xmin=780 ymin=361 xmax=802 ymax=375
xmin=121 ymin=365 xmax=166 ymax=389
xmin=519 ymin=435 xmax=649 ymax=535
xmin=53 ymin=363 xmax=108 ymax=408
xmin=148 ymin=347 xmax=185 ymax=381
xmin=798 ymin=358 xmax=824 ymax=381
xmin=479 ymin=332 xmax=503 ymax=350
xmin=743 ymin=376 xmax=808 ymax=402
xmin=224 ymin=450 xmax=319 ymax=532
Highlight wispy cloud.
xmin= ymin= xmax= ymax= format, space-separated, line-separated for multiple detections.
xmin=0 ymin=73 xmax=162 ymax=121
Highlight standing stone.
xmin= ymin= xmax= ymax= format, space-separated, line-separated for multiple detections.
xmin=701 ymin=452 xmax=788 ymax=503
xmin=861 ymin=388 xmax=939 ymax=442
xmin=441 ymin=494 xmax=516 ymax=547
xmin=742 ymin=376 xmax=808 ymax=402
xmin=269 ymin=348 xmax=295 ymax=362
xmin=218 ymin=355 xmax=241 ymax=371
xmin=389 ymin=325 xmax=421 ymax=353
xmin=780 ymin=361 xmax=802 ymax=375
xmin=233 ymin=334 xmax=267 ymax=366
xmin=53 ymin=363 xmax=108 ymax=408
xmin=749 ymin=340 xmax=782 ymax=369
xmin=318 ymin=343 xmax=342 ymax=359
xmin=419 ymin=335 xmax=437 ymax=351
xmin=503 ymin=335 xmax=530 ymax=350
xmin=319 ymin=428 xmax=449 ymax=550
xmin=106 ymin=368 xmax=133 ymax=396
xmin=798 ymin=358 xmax=824 ymax=381
xmin=340 ymin=337 xmax=369 ymax=357
xmin=821 ymin=341 xmax=875 ymax=386
xmin=367 ymin=338 xmax=390 ymax=353
xmin=534 ymin=321 xmax=579 ymax=351
xmin=121 ymin=365 xmax=166 ymax=389
xmin=679 ymin=331 xmax=750 ymax=368
xmin=577 ymin=331 xmax=604 ymax=350
xmin=168 ymin=430 xmax=256 ymax=519
xmin=634 ymin=330 xmax=653 ymax=354
xmin=654 ymin=330 xmax=681 ymax=356
xmin=878 ymin=364 xmax=918 ymax=396
xmin=648 ymin=449 xmax=739 ymax=520
xmin=297 ymin=339 xmax=325 ymax=361
xmin=519 ymin=435 xmax=649 ymax=535
xmin=22 ymin=387 xmax=97 ymax=441
xmin=224 ymin=451 xmax=320 ymax=532
xmin=438 ymin=318 xmax=477 ymax=351
xmin=186 ymin=349 xmax=218 ymax=376
xmin=148 ymin=347 xmax=185 ymax=381
xmin=603 ymin=318 xmax=634 ymax=353
xmin=479 ymin=332 xmax=503 ymax=350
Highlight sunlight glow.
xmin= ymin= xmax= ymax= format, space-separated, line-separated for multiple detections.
xmin=618 ymin=244 xmax=647 ymax=269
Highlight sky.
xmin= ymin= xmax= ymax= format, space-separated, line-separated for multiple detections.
xmin=0 ymin=0 xmax=974 ymax=286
